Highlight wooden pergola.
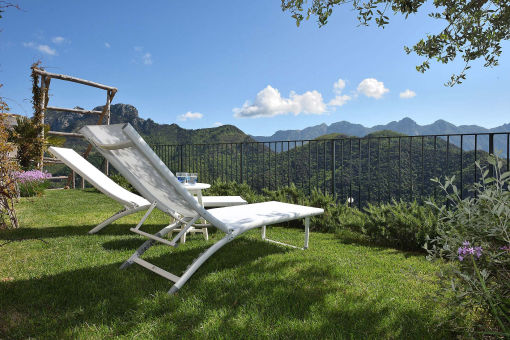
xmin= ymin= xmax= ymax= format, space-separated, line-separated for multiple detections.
xmin=32 ymin=67 xmax=117 ymax=185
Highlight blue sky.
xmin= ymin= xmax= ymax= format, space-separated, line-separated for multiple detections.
xmin=1 ymin=0 xmax=509 ymax=136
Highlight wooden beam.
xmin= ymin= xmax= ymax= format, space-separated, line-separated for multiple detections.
xmin=32 ymin=68 xmax=118 ymax=92
xmin=47 ymin=176 xmax=68 ymax=180
xmin=46 ymin=106 xmax=103 ymax=115
xmin=43 ymin=157 xmax=63 ymax=164
xmin=48 ymin=131 xmax=84 ymax=138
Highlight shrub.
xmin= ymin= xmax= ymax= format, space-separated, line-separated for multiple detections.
xmin=8 ymin=116 xmax=65 ymax=170
xmin=362 ymin=200 xmax=438 ymax=251
xmin=0 ymin=112 xmax=20 ymax=229
xmin=427 ymin=156 xmax=510 ymax=336
xmin=207 ymin=180 xmax=265 ymax=203
xmin=14 ymin=170 xmax=51 ymax=197
xmin=109 ymin=173 xmax=139 ymax=195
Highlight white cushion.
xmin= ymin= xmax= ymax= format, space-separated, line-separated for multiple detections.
xmin=207 ymin=201 xmax=324 ymax=232
xmin=49 ymin=147 xmax=150 ymax=208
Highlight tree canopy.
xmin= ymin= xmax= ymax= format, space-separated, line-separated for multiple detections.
xmin=281 ymin=0 xmax=510 ymax=86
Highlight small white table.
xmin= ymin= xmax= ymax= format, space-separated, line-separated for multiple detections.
xmin=183 ymin=182 xmax=211 ymax=207
xmin=172 ymin=182 xmax=211 ymax=243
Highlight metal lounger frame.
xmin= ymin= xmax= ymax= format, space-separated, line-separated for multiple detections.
xmin=81 ymin=123 xmax=323 ymax=294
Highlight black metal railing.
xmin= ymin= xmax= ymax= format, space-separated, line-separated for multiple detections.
xmin=151 ymin=132 xmax=510 ymax=208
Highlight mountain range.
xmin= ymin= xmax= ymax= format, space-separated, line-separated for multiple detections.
xmin=252 ymin=117 xmax=510 ymax=152
xmin=45 ymin=104 xmax=509 ymax=152
xmin=252 ymin=117 xmax=510 ymax=141
xmin=45 ymin=103 xmax=254 ymax=147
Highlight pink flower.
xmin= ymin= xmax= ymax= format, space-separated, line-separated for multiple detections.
xmin=14 ymin=170 xmax=51 ymax=184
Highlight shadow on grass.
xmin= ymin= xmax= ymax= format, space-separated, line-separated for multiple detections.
xmin=0 ymin=237 xmax=451 ymax=339
xmin=0 ymin=223 xmax=169 ymax=242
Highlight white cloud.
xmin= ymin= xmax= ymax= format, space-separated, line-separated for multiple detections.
xmin=357 ymin=78 xmax=389 ymax=99
xmin=51 ymin=36 xmax=66 ymax=44
xmin=142 ymin=52 xmax=153 ymax=65
xmin=333 ymin=78 xmax=346 ymax=94
xmin=213 ymin=122 xmax=223 ymax=127
xmin=178 ymin=111 xmax=203 ymax=121
xmin=399 ymin=89 xmax=416 ymax=99
xmin=233 ymin=85 xmax=327 ymax=118
xmin=329 ymin=78 xmax=352 ymax=107
xmin=133 ymin=47 xmax=153 ymax=65
xmin=23 ymin=42 xmax=57 ymax=56
xmin=329 ymin=94 xmax=352 ymax=107
xmin=37 ymin=45 xmax=57 ymax=55
xmin=104 ymin=42 xmax=111 ymax=48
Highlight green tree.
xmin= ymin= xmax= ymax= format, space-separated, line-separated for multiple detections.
xmin=0 ymin=1 xmax=19 ymax=20
xmin=281 ymin=0 xmax=510 ymax=86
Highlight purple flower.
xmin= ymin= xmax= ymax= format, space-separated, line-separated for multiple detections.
xmin=500 ymin=245 xmax=510 ymax=252
xmin=457 ymin=243 xmax=482 ymax=261
xmin=14 ymin=170 xmax=52 ymax=184
xmin=474 ymin=246 xmax=483 ymax=258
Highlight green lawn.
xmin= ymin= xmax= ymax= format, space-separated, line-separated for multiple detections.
xmin=0 ymin=190 xmax=461 ymax=339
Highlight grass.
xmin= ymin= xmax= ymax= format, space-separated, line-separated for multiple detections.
xmin=0 ymin=189 xmax=463 ymax=339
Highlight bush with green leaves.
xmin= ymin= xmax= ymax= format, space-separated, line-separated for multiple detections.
xmin=427 ymin=156 xmax=510 ymax=336
xmin=207 ymin=180 xmax=265 ymax=203
xmin=362 ymin=200 xmax=438 ymax=251
xmin=108 ymin=173 xmax=139 ymax=195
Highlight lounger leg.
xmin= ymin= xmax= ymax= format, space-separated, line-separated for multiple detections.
xmin=203 ymin=227 xmax=208 ymax=241
xmin=133 ymin=202 xmax=157 ymax=231
xmin=120 ymin=220 xmax=182 ymax=269
xmin=88 ymin=205 xmax=150 ymax=234
xmin=168 ymin=231 xmax=236 ymax=295
xmin=262 ymin=218 xmax=311 ymax=250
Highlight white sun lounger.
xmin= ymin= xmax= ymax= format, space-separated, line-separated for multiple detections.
xmin=79 ymin=123 xmax=324 ymax=294
xmin=48 ymin=147 xmax=247 ymax=235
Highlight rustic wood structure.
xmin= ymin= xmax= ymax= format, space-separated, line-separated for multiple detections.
xmin=31 ymin=67 xmax=117 ymax=186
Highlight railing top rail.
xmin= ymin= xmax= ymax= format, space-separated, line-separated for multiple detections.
xmin=150 ymin=131 xmax=510 ymax=147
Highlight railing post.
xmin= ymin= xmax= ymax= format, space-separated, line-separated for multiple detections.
xmin=179 ymin=145 xmax=183 ymax=172
xmin=331 ymin=139 xmax=335 ymax=196
xmin=240 ymin=143 xmax=244 ymax=183
xmin=489 ymin=133 xmax=495 ymax=177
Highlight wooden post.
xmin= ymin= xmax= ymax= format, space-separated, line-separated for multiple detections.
xmin=82 ymin=89 xmax=116 ymax=160
xmin=31 ymin=67 xmax=117 ymax=187
xmin=37 ymin=75 xmax=47 ymax=170
xmin=105 ymin=90 xmax=112 ymax=176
